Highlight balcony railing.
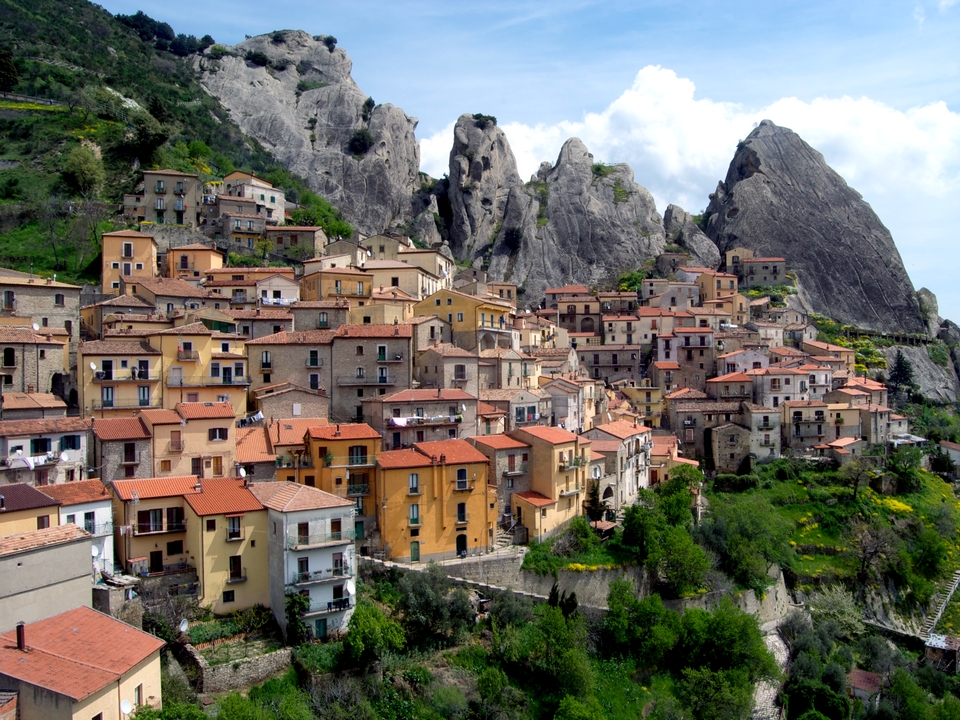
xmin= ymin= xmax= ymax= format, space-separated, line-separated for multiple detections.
xmin=92 ymin=399 xmax=160 ymax=411
xmin=759 ymin=440 xmax=776 ymax=447
xmin=757 ymin=423 xmax=776 ymax=431
xmin=227 ymin=567 xmax=247 ymax=584
xmin=226 ymin=529 xmax=244 ymax=542
xmin=326 ymin=455 xmax=374 ymax=467
xmin=336 ymin=374 xmax=396 ymax=386
xmin=346 ymin=484 xmax=369 ymax=496
xmin=166 ymin=374 xmax=250 ymax=387
xmin=504 ymin=463 xmax=528 ymax=475
xmin=287 ymin=529 xmax=358 ymax=549
xmin=291 ymin=566 xmax=350 ymax=585
xmin=377 ymin=353 xmax=404 ymax=363
xmin=305 ymin=359 xmax=322 ymax=367
xmin=559 ymin=457 xmax=584 ymax=471
xmin=168 ymin=439 xmax=184 ymax=453
xmin=389 ymin=415 xmax=462 ymax=428
xmin=305 ymin=598 xmax=352 ymax=614
xmin=559 ymin=486 xmax=583 ymax=497
xmin=134 ymin=521 xmax=186 ymax=536
xmin=455 ymin=513 xmax=469 ymax=525
xmin=408 ymin=516 xmax=421 ymax=528
xmin=120 ymin=452 xmax=141 ymax=465
xmin=177 ymin=349 xmax=200 ymax=361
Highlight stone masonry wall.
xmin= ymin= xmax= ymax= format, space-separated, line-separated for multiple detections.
xmin=177 ymin=640 xmax=292 ymax=693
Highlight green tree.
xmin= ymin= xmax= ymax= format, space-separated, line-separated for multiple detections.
xmin=283 ymin=591 xmax=310 ymax=645
xmin=888 ymin=445 xmax=923 ymax=492
xmin=583 ymin=480 xmax=605 ymax=521
xmin=132 ymin=703 xmax=207 ymax=720
xmin=342 ymin=600 xmax=404 ymax=665
xmin=61 ymin=146 xmax=105 ymax=197
xmin=398 ymin=563 xmax=474 ymax=648
xmin=656 ymin=525 xmax=709 ymax=596
xmin=554 ymin=695 xmax=606 ymax=720
xmin=603 ymin=580 xmax=680 ymax=667
xmin=0 ymin=49 xmax=17 ymax=91
xmin=677 ymin=667 xmax=753 ymax=720
xmin=838 ymin=458 xmax=873 ymax=503
xmin=347 ymin=128 xmax=375 ymax=155
xmin=807 ymin=587 xmax=864 ymax=640
xmin=888 ymin=349 xmax=917 ymax=404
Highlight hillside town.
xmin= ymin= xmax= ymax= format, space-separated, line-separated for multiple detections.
xmin=0 ymin=168 xmax=933 ymax=717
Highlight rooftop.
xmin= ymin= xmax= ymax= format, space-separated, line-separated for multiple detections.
xmin=236 ymin=427 xmax=276 ymax=464
xmin=471 ymin=435 xmax=531 ymax=450
xmin=175 ymin=402 xmax=235 ymax=420
xmin=0 ymin=417 xmax=89 ymax=438
xmin=515 ymin=425 xmax=580 ymax=445
xmin=39 ymin=479 xmax=110 ymax=507
xmin=414 ymin=439 xmax=490 ymax=465
xmin=112 ymin=476 xmax=201 ymax=501
xmin=249 ymin=480 xmax=352 ymax=511
xmin=307 ymin=423 xmax=381 ymax=441
xmin=592 ymin=420 xmax=651 ymax=439
xmin=0 ymin=523 xmax=88 ymax=557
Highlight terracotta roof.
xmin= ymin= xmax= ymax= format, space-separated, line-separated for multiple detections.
xmin=236 ymin=427 xmax=276 ymax=464
xmin=782 ymin=400 xmax=828 ymax=407
xmin=224 ymin=308 xmax=293 ymax=319
xmin=479 ymin=388 xmax=533 ymax=402
xmin=586 ymin=439 xmax=621 ymax=454
xmin=307 ymin=423 xmax=380 ymax=441
xmin=120 ymin=276 xmax=215 ymax=299
xmin=290 ymin=300 xmax=349 ymax=309
xmin=80 ymin=340 xmax=160 ymax=356
xmin=0 ymin=327 xmax=63 ymax=345
xmin=40 ymin=479 xmax=110 ymax=507
xmin=664 ymin=388 xmax=709 ymax=400
xmin=376 ymin=389 xmax=476 ymax=403
xmin=172 ymin=242 xmax=220 ymax=251
xmin=512 ymin=490 xmax=556 ymax=507
xmin=1 ymin=392 xmax=66 ymax=411
xmin=477 ymin=402 xmax=505 ymax=417
xmin=378 ymin=448 xmax=434 ymax=469
xmin=653 ymin=361 xmax=681 ymax=370
xmin=244 ymin=330 xmax=335 ymax=346
xmin=471 ymin=435 xmax=530 ymax=450
xmin=420 ymin=343 xmax=477 ymax=358
xmin=112 ymin=476 xmax=200 ymax=501
xmin=266 ymin=226 xmax=321 ymax=232
xmin=545 ymin=284 xmax=590 ymax=295
xmin=103 ymin=228 xmax=155 ymax=238
xmin=176 ymin=402 xmax=235 ymax=419
xmin=0 ymin=275 xmax=80 ymax=289
xmin=270 ymin=419 xmax=329 ymax=447
xmin=184 ymin=478 xmax=263 ymax=516
xmin=515 ymin=425 xmax=579 ymax=445
xmin=414 ymin=439 xmax=489 ymax=464
xmin=335 ymin=324 xmax=413 ymax=339
xmin=0 ymin=523 xmax=89 ymax=557
xmin=155 ymin=322 xmax=213 ymax=335
xmin=138 ymin=409 xmax=182 ymax=426
xmin=592 ymin=420 xmax=651 ymax=439
xmin=707 ymin=372 xmax=753 ymax=383
xmin=846 ymin=668 xmax=881 ymax=695
xmin=83 ymin=295 xmax=155 ymax=310
xmin=0 ymin=417 xmax=89 ymax=438
xmin=0 ymin=606 xmax=164 ymax=701
xmin=249 ymin=480 xmax=352 ymax=511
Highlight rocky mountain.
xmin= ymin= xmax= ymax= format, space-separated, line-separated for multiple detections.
xmin=704 ymin=120 xmax=925 ymax=334
xmin=198 ymin=31 xmax=420 ymax=236
xmin=663 ymin=204 xmax=720 ymax=269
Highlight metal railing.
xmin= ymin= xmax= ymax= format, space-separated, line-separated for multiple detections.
xmin=326 ymin=455 xmax=374 ymax=467
xmin=346 ymin=484 xmax=369 ymax=496
xmin=134 ymin=521 xmax=186 ymax=536
xmin=225 ymin=529 xmax=244 ymax=542
xmin=177 ymin=349 xmax=200 ymax=361
xmin=504 ymin=463 xmax=528 ymax=475
xmin=166 ymin=374 xmax=250 ymax=387
xmin=559 ymin=457 xmax=584 ymax=470
xmin=306 ymin=598 xmax=351 ymax=613
xmin=560 ymin=486 xmax=583 ymax=497
xmin=286 ymin=529 xmax=358 ymax=549
xmin=93 ymin=399 xmax=159 ymax=410
xmin=92 ymin=370 xmax=160 ymax=383
xmin=291 ymin=566 xmax=350 ymax=585
xmin=227 ymin=567 xmax=247 ymax=584
xmin=336 ymin=374 xmax=396 ymax=386
xmin=168 ymin=440 xmax=184 ymax=453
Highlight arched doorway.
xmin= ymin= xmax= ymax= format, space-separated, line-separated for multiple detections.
xmin=456 ymin=533 xmax=467 ymax=557
xmin=602 ymin=486 xmax=614 ymax=502
xmin=480 ymin=333 xmax=496 ymax=351
xmin=580 ymin=317 xmax=595 ymax=333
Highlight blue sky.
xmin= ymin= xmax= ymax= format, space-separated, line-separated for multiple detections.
xmin=100 ymin=0 xmax=960 ymax=324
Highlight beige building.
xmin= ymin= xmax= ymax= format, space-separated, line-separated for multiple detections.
xmin=102 ymin=229 xmax=158 ymax=295
xmin=166 ymin=242 xmax=224 ymax=280
xmin=143 ymin=168 xmax=202 ymax=227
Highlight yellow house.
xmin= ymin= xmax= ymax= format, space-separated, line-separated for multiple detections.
xmin=360 ymin=260 xmax=442 ymax=300
xmin=102 ymin=229 xmax=157 ymax=295
xmin=167 ymin=242 xmax=224 ymax=279
xmin=510 ymin=426 xmax=590 ymax=542
xmin=620 ymin=378 xmax=664 ymax=428
xmin=375 ymin=439 xmax=495 ymax=562
xmin=141 ymin=402 xmax=237 ymax=478
xmin=112 ymin=475 xmax=195 ymax=575
xmin=304 ymin=423 xmax=382 ymax=540
xmin=696 ymin=270 xmax=738 ymax=303
xmin=802 ymin=340 xmax=857 ymax=374
xmin=183 ymin=477 xmax=269 ymax=614
xmin=413 ymin=289 xmax=515 ymax=352
xmin=0 ymin=606 xmax=164 ymax=719
xmin=300 ymin=268 xmax=373 ymax=304
xmin=79 ymin=340 xmax=163 ymax=417
xmin=0 ymin=483 xmax=61 ymax=536
xmin=347 ymin=286 xmax=418 ymax=325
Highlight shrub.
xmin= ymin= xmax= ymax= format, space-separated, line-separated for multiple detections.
xmin=245 ymin=50 xmax=269 ymax=67
xmin=591 ymin=163 xmax=615 ymax=178
xmin=472 ymin=113 xmax=497 ymax=129
xmin=322 ymin=35 xmax=338 ymax=52
xmin=347 ymin=128 xmax=375 ymax=155
xmin=271 ymin=31 xmax=286 ymax=44
xmin=361 ymin=96 xmax=375 ymax=121
xmin=503 ymin=226 xmax=523 ymax=251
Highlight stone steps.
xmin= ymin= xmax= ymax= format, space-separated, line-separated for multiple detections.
xmin=921 ymin=569 xmax=960 ymax=638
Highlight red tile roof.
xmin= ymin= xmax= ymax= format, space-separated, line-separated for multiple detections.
xmin=512 ymin=490 xmax=556 ymax=507
xmin=244 ymin=330 xmax=335 ymax=346
xmin=515 ymin=425 xmax=579 ymax=445
xmin=175 ymin=402 xmax=235 ymax=419
xmin=471 ymin=435 xmax=530 ymax=450
xmin=414 ymin=439 xmax=489 ymax=465
xmin=707 ymin=372 xmax=753 ymax=383
xmin=307 ymin=423 xmax=381 ymax=441
xmin=0 ymin=483 xmax=60 ymax=513
xmin=184 ymin=478 xmax=263 ymax=516
xmin=92 ymin=417 xmax=151 ymax=441
xmin=477 ymin=402 xmax=505 ymax=417
xmin=138 ymin=409 xmax=182 ymax=425
xmin=0 ymin=606 xmax=164 ymax=701
xmin=378 ymin=448 xmax=434 ymax=469
xmin=335 ymin=324 xmax=413 ymax=338
xmin=80 ymin=340 xmax=160 ymax=356
xmin=249 ymin=481 xmax=352 ymax=511
xmin=112 ymin=476 xmax=200 ymax=501
xmin=0 ymin=523 xmax=89 ymax=557
xmin=1 ymin=392 xmax=66 ymax=411
xmin=236 ymin=427 xmax=276 ymax=464
xmin=592 ymin=420 xmax=651 ymax=440
xmin=39 ymin=480 xmax=110 ymax=507
xmin=0 ymin=327 xmax=63 ymax=345
xmin=267 ymin=418 xmax=328 ymax=447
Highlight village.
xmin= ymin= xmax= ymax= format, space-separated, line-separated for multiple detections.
xmin=0 ymin=167 xmax=936 ymax=718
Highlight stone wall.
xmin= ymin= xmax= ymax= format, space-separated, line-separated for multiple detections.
xmin=96 ymin=437 xmax=154 ymax=485
xmin=92 ymin=585 xmax=144 ymax=629
xmin=177 ymin=640 xmax=292 ymax=693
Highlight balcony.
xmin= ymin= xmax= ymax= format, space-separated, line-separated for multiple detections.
xmin=92 ymin=369 xmax=160 ymax=383
xmin=559 ymin=486 xmax=583 ymax=497
xmin=166 ymin=374 xmax=250 ymax=387
xmin=286 ymin=529 xmax=358 ymax=549
xmin=757 ymin=423 xmax=776 ymax=431
xmin=316 ymin=319 xmax=329 ymax=329
xmin=326 ymin=455 xmax=374 ymax=468
xmin=305 ymin=598 xmax=352 ymax=614
xmin=683 ymin=419 xmax=696 ymax=427
xmin=177 ymin=349 xmax=200 ymax=361
xmin=503 ymin=463 xmax=528 ymax=476
xmin=260 ymin=361 xmax=273 ymax=370
xmin=154 ymin=185 xmax=166 ymax=194
xmin=454 ymin=513 xmax=469 ymax=525
xmin=408 ymin=516 xmax=422 ymax=528
xmin=227 ymin=567 xmax=247 ymax=584
xmin=304 ymin=359 xmax=323 ymax=367
xmin=291 ymin=565 xmax=350 ymax=585
xmin=346 ymin=484 xmax=369 ymax=496
xmin=86 ymin=521 xmax=113 ymax=536
xmin=168 ymin=439 xmax=184 ymax=453
xmin=119 ymin=451 xmax=141 ymax=465
xmin=134 ymin=522 xmax=186 ymax=536
xmin=92 ymin=400 xmax=161 ymax=411
xmin=558 ymin=457 xmax=584 ymax=471
xmin=336 ymin=374 xmax=396 ymax=386
xmin=377 ymin=353 xmax=404 ymax=363
xmin=407 ymin=486 xmax=422 ymax=496
xmin=759 ymin=440 xmax=776 ymax=447
xmin=225 ymin=529 xmax=244 ymax=542
xmin=389 ymin=415 xmax=461 ymax=428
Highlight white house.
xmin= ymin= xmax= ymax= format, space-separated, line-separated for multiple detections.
xmin=0 ymin=417 xmax=90 ymax=486
xmin=40 ymin=479 xmax=115 ymax=576
xmin=257 ymin=274 xmax=301 ymax=307
xmin=580 ymin=420 xmax=652 ymax=508
xmin=249 ymin=481 xmax=356 ymax=641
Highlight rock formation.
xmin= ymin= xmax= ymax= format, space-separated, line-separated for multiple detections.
xmin=705 ymin=120 xmax=925 ymax=334
xmin=662 ymin=204 xmax=720 ymax=269
xmin=197 ymin=31 xmax=420 ymax=236
xmin=879 ymin=345 xmax=959 ymax=404
xmin=485 ymin=138 xmax=666 ymax=302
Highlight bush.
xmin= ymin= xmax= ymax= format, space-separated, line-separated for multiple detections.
xmin=472 ymin=113 xmax=497 ymax=129
xmin=714 ymin=473 xmax=759 ymax=493
xmin=347 ymin=128 xmax=375 ymax=155
xmin=245 ymin=50 xmax=269 ymax=67
xmin=322 ymin=36 xmax=337 ymax=52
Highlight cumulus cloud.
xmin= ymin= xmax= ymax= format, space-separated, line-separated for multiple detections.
xmin=418 ymin=65 xmax=960 ymax=319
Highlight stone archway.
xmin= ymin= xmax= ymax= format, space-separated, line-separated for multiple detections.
xmin=580 ymin=317 xmax=595 ymax=333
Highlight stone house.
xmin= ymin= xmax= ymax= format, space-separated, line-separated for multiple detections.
xmin=253 ymin=382 xmax=330 ymax=422
xmin=556 ymin=295 xmax=601 ymax=335
xmin=225 ymin=307 xmax=294 ymax=339
xmin=416 ymin=343 xmax=480 ymax=398
xmin=330 ymin=324 xmax=414 ymax=424
xmin=143 ymin=168 xmax=202 ymax=227
xmin=470 ymin=434 xmax=532 ymax=526
xmin=245 ymin=330 xmax=335 ymax=397
xmin=289 ymin=299 xmax=351 ymax=333
xmin=119 ymin=275 xmax=221 ymax=314
xmin=0 ymin=274 xmax=81 ymax=345
xmin=670 ymin=399 xmax=741 ymax=458
xmin=0 ymin=391 xmax=66 ymax=420
xmin=738 ymin=257 xmax=786 ymax=288
xmin=0 ymin=326 xmax=66 ymax=396
xmin=266 ymin=226 xmax=326 ymax=257
xmin=578 ymin=344 xmax=643 ymax=385
xmin=91 ymin=416 xmax=154 ymax=484
xmin=781 ymin=400 xmax=829 ymax=453
xmin=479 ymin=388 xmax=551 ymax=432
xmin=710 ymin=423 xmax=753 ymax=474
xmin=363 ymin=388 xmax=478 ymax=450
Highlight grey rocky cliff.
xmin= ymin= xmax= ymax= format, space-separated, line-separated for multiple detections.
xmin=878 ymin=345 xmax=959 ymax=404
xmin=917 ymin=287 xmax=942 ymax=340
xmin=447 ymin=114 xmax=523 ymax=259
xmin=197 ymin=31 xmax=420 ymax=236
xmin=485 ymin=138 xmax=665 ymax=302
xmin=705 ymin=120 xmax=924 ymax=334
xmin=663 ymin=204 xmax=720 ymax=269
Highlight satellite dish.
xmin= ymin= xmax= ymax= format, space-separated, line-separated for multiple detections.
xmin=32 ymin=322 xmax=40 ymax=332
xmin=346 ymin=579 xmax=356 ymax=594
xmin=120 ymin=699 xmax=133 ymax=715
xmin=59 ymin=452 xmax=68 ymax=462
xmin=91 ymin=545 xmax=100 ymax=557
xmin=89 ymin=361 xmax=98 ymax=372
xmin=179 ymin=618 xmax=189 ymax=633
xmin=238 ymin=468 xmax=246 ymax=478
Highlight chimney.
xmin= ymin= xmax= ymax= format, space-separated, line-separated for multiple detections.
xmin=335 ymin=424 xmax=341 ymax=437
xmin=0 ymin=494 xmax=4 ymax=510
xmin=27 ymin=384 xmax=34 ymax=394
xmin=439 ymin=454 xmax=446 ymax=464
xmin=16 ymin=622 xmax=25 ymax=651
xmin=46 ymin=278 xmax=52 ymax=285
xmin=437 ymin=387 xmax=441 ymax=398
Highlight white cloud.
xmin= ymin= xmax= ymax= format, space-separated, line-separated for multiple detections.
xmin=915 ymin=3 xmax=926 ymax=26
xmin=939 ymin=0 xmax=958 ymax=12
xmin=417 ymin=65 xmax=960 ymax=320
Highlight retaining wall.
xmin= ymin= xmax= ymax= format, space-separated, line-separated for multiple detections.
xmin=176 ymin=639 xmax=292 ymax=693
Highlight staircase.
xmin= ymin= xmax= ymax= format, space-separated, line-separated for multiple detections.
xmin=921 ymin=569 xmax=960 ymax=638
xmin=494 ymin=528 xmax=513 ymax=549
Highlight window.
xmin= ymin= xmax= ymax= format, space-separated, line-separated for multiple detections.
xmin=223 ymin=590 xmax=235 ymax=603
xmin=54 ymin=293 xmax=65 ymax=306
xmin=37 ymin=515 xmax=50 ymax=529
xmin=160 ymin=459 xmax=172 ymax=471
xmin=409 ymin=503 xmax=420 ymax=524
xmin=456 ymin=502 xmax=467 ymax=523
xmin=227 ymin=517 xmax=242 ymax=540
xmin=61 ymin=435 xmax=81 ymax=451
xmin=456 ymin=468 xmax=468 ymax=490
xmin=408 ymin=473 xmax=419 ymax=494
xmin=30 ymin=438 xmax=51 ymax=454
xmin=167 ymin=540 xmax=183 ymax=555
xmin=212 ymin=457 xmax=223 ymax=476
xmin=208 ymin=428 xmax=228 ymax=441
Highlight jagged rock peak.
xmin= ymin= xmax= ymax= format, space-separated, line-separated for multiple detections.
xmin=705 ymin=120 xmax=924 ymax=334
xmin=662 ymin=204 xmax=720 ymax=269
xmin=447 ymin=113 xmax=523 ymax=259
xmin=198 ymin=32 xmax=420 ymax=236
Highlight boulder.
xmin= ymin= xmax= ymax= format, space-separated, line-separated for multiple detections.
xmin=878 ymin=345 xmax=959 ymax=403
xmin=705 ymin=120 xmax=925 ymax=334
xmin=917 ymin=287 xmax=942 ymax=340
xmin=198 ymin=31 xmax=420 ymax=236
xmin=663 ymin=204 xmax=721 ymax=269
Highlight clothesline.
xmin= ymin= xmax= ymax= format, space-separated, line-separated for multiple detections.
xmin=236 ymin=411 xmax=265 ymax=428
